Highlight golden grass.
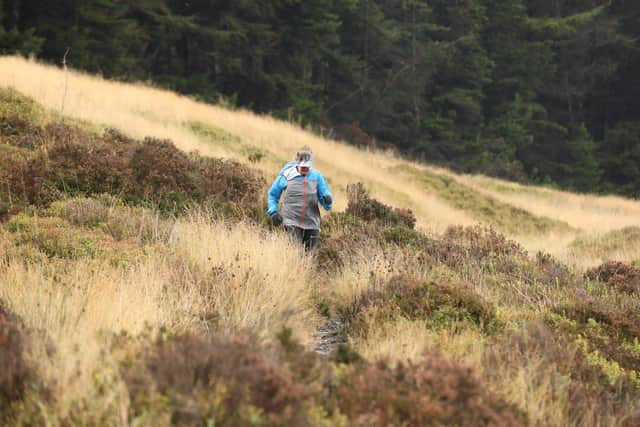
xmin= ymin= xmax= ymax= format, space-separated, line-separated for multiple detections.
xmin=0 ymin=55 xmax=473 ymax=232
xmin=353 ymin=317 xmax=485 ymax=366
xmin=169 ymin=212 xmax=318 ymax=342
xmin=458 ymin=174 xmax=640 ymax=234
xmin=322 ymin=245 xmax=421 ymax=309
xmin=2 ymin=55 xmax=640 ymax=254
xmin=0 ymin=215 xmax=317 ymax=417
xmin=2 ymin=55 xmax=640 ymax=425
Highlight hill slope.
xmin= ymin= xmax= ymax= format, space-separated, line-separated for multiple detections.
xmin=1 ymin=56 xmax=640 ymax=426
xmin=2 ymin=56 xmax=640 ymax=269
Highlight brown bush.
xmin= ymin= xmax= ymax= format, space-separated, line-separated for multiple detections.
xmin=120 ymin=331 xmax=319 ymax=426
xmin=534 ymin=251 xmax=572 ymax=286
xmin=118 ymin=329 xmax=526 ymax=427
xmin=0 ymin=117 xmax=265 ymax=217
xmin=440 ymin=225 xmax=527 ymax=259
xmin=47 ymin=124 xmax=134 ymax=198
xmin=553 ymin=299 xmax=640 ymax=373
xmin=419 ymin=225 xmax=529 ymax=280
xmin=191 ymin=155 xmax=264 ymax=205
xmin=333 ymin=351 xmax=527 ymax=427
xmin=334 ymin=122 xmax=377 ymax=150
xmin=422 ymin=226 xmax=576 ymax=293
xmin=346 ymin=183 xmax=415 ymax=229
xmin=342 ymin=275 xmax=500 ymax=336
xmin=586 ymin=261 xmax=640 ymax=294
xmin=0 ymin=300 xmax=27 ymax=405
xmin=484 ymin=321 xmax=640 ymax=426
xmin=130 ymin=137 xmax=196 ymax=197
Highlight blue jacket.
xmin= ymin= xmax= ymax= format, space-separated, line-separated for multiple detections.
xmin=267 ymin=161 xmax=333 ymax=230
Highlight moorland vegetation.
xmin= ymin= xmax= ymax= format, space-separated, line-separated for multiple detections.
xmin=1 ymin=62 xmax=640 ymax=426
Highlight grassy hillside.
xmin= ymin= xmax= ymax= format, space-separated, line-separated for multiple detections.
xmin=1 ymin=56 xmax=640 ymax=426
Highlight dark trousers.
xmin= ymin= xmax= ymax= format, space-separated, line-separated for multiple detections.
xmin=284 ymin=226 xmax=319 ymax=251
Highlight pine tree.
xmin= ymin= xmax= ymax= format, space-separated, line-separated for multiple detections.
xmin=422 ymin=0 xmax=494 ymax=165
xmin=0 ymin=0 xmax=43 ymax=55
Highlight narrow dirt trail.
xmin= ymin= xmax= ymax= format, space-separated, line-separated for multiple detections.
xmin=314 ymin=319 xmax=347 ymax=355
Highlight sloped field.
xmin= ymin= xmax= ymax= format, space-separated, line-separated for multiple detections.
xmin=1 ymin=57 xmax=640 ymax=426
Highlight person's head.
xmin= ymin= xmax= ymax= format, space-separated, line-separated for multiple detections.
xmin=296 ymin=145 xmax=313 ymax=175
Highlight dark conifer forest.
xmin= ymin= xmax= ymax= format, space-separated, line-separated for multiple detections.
xmin=1 ymin=0 xmax=639 ymax=195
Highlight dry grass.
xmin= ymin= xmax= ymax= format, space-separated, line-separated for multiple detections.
xmin=168 ymin=212 xmax=317 ymax=342
xmin=353 ymin=317 xmax=484 ymax=366
xmin=2 ymin=55 xmax=640 ymax=252
xmin=0 ymin=55 xmax=474 ymax=232
xmin=457 ymin=174 xmax=640 ymax=232
xmin=0 ymin=214 xmax=317 ymax=419
xmin=2 ymin=55 xmax=640 ymax=426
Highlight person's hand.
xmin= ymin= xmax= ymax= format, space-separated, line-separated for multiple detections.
xmin=323 ymin=195 xmax=332 ymax=205
xmin=270 ymin=212 xmax=283 ymax=226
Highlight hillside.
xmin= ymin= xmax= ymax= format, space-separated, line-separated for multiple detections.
xmin=2 ymin=56 xmax=640 ymax=269
xmin=1 ymin=56 xmax=640 ymax=426
xmin=3 ymin=1 xmax=640 ymax=196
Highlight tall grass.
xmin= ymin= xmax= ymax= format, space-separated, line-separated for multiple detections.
xmin=3 ymin=55 xmax=638 ymax=266
xmin=0 ymin=212 xmax=317 ymax=419
xmin=2 ymin=55 xmax=640 ymax=426
xmin=0 ymin=55 xmax=476 ymax=231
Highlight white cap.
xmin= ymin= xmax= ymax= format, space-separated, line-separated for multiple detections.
xmin=296 ymin=149 xmax=313 ymax=168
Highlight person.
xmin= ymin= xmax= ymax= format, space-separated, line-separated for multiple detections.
xmin=267 ymin=146 xmax=333 ymax=250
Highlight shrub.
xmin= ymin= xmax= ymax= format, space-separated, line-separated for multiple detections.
xmin=316 ymin=212 xmax=374 ymax=271
xmin=0 ymin=143 xmax=52 ymax=219
xmin=130 ymin=137 xmax=197 ymax=199
xmin=382 ymin=225 xmax=426 ymax=246
xmin=586 ymin=261 xmax=640 ymax=294
xmin=0 ymin=300 xmax=27 ymax=407
xmin=47 ymin=123 xmax=134 ymax=197
xmin=440 ymin=225 xmax=527 ymax=259
xmin=484 ymin=321 xmax=640 ymax=426
xmin=0 ymin=117 xmax=266 ymax=217
xmin=533 ymin=251 xmax=573 ymax=287
xmin=191 ymin=155 xmax=264 ymax=206
xmin=341 ymin=275 xmax=500 ymax=336
xmin=346 ymin=183 xmax=415 ymax=228
xmin=422 ymin=226 xmax=575 ymax=297
xmin=419 ymin=225 xmax=530 ymax=281
xmin=552 ymin=298 xmax=640 ymax=374
xmin=333 ymin=351 xmax=527 ymax=426
xmin=118 ymin=331 xmax=324 ymax=427
xmin=116 ymin=329 xmax=526 ymax=427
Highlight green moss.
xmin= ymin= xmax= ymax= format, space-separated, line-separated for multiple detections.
xmin=383 ymin=226 xmax=425 ymax=246
xmin=6 ymin=214 xmax=102 ymax=259
xmin=570 ymin=226 xmax=640 ymax=258
xmin=401 ymin=166 xmax=572 ymax=234
xmin=188 ymin=120 xmax=286 ymax=165
xmin=0 ymin=88 xmax=49 ymax=125
xmin=0 ymin=88 xmax=98 ymax=132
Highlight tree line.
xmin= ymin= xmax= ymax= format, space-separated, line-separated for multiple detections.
xmin=1 ymin=0 xmax=639 ymax=196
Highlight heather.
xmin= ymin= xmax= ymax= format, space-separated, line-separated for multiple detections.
xmin=0 ymin=110 xmax=264 ymax=219
xmin=0 ymin=80 xmax=639 ymax=426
